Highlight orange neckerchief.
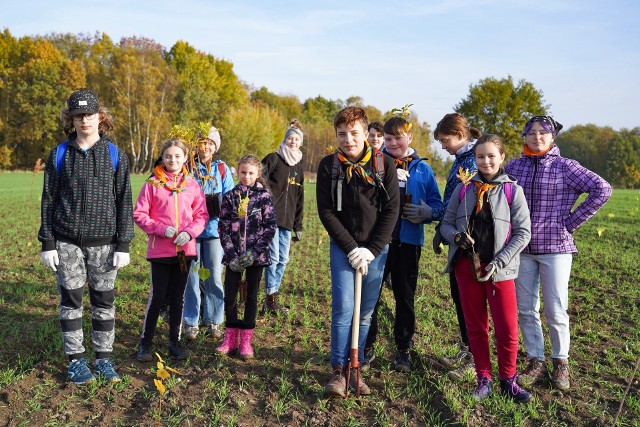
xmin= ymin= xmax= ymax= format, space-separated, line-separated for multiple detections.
xmin=523 ymin=144 xmax=552 ymax=157
xmin=474 ymin=181 xmax=495 ymax=212
xmin=190 ymin=156 xmax=216 ymax=184
xmin=152 ymin=165 xmax=189 ymax=194
xmin=394 ymin=156 xmax=413 ymax=170
xmin=336 ymin=143 xmax=375 ymax=186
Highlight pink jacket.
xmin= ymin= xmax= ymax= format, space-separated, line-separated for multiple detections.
xmin=134 ymin=170 xmax=208 ymax=259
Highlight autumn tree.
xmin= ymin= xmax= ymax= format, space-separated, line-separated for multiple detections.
xmin=554 ymin=124 xmax=616 ymax=178
xmin=111 ymin=36 xmax=176 ymax=173
xmin=455 ymin=76 xmax=548 ymax=159
xmin=606 ymin=128 xmax=640 ymax=188
xmin=251 ymin=86 xmax=303 ymax=122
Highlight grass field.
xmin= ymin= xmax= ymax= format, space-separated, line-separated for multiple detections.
xmin=0 ymin=171 xmax=638 ymax=426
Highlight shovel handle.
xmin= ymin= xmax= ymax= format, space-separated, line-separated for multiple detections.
xmin=350 ymin=269 xmax=363 ymax=368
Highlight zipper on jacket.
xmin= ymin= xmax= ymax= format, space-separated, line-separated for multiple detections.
xmin=530 ymin=158 xmax=538 ymax=217
xmin=174 ymin=175 xmax=180 ymax=252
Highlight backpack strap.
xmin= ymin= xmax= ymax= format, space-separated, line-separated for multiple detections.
xmin=55 ymin=140 xmax=69 ymax=174
xmin=458 ymin=183 xmax=470 ymax=202
xmin=56 ymin=140 xmax=119 ymax=173
xmin=217 ymin=161 xmax=226 ymax=181
xmin=503 ymin=182 xmax=514 ymax=244
xmin=331 ymin=154 xmax=345 ymax=211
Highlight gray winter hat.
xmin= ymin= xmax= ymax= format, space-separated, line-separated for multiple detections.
xmin=67 ymin=89 xmax=100 ymax=115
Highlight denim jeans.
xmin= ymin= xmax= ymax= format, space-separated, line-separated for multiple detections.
xmin=329 ymin=241 xmax=388 ymax=366
xmin=264 ymin=227 xmax=292 ymax=295
xmin=516 ymin=253 xmax=573 ymax=360
xmin=183 ymin=238 xmax=225 ymax=327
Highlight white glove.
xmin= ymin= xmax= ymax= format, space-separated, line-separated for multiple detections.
xmin=404 ymin=199 xmax=433 ymax=224
xmin=396 ymin=168 xmax=410 ymax=182
xmin=347 ymin=248 xmax=361 ymax=269
xmin=41 ymin=250 xmax=59 ymax=272
xmin=478 ymin=262 xmax=497 ymax=282
xmin=113 ymin=252 xmax=130 ymax=269
xmin=173 ymin=231 xmax=191 ymax=246
xmin=354 ymin=248 xmax=375 ymax=275
xmin=165 ymin=226 xmax=178 ymax=238
xmin=357 ymin=260 xmax=369 ymax=276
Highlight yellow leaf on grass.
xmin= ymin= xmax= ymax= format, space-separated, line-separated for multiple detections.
xmin=597 ymin=227 xmax=605 ymax=237
xmin=165 ymin=366 xmax=182 ymax=375
xmin=607 ymin=213 xmax=615 ymax=218
xmin=155 ymin=353 xmax=165 ymax=364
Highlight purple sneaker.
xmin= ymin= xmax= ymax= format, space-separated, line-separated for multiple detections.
xmin=471 ymin=376 xmax=493 ymax=401
xmin=500 ymin=375 xmax=532 ymax=403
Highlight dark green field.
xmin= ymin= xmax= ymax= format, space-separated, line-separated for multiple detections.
xmin=0 ymin=172 xmax=638 ymax=426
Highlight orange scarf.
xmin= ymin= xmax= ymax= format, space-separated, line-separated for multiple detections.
xmin=523 ymin=144 xmax=552 ymax=157
xmin=152 ymin=165 xmax=189 ymax=194
xmin=474 ymin=181 xmax=495 ymax=212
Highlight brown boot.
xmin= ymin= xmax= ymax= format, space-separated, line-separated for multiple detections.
xmin=263 ymin=292 xmax=289 ymax=315
xmin=551 ymin=358 xmax=570 ymax=390
xmin=517 ymin=358 xmax=548 ymax=387
xmin=324 ymin=365 xmax=347 ymax=397
xmin=349 ymin=368 xmax=371 ymax=395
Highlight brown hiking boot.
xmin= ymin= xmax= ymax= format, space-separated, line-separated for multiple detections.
xmin=517 ymin=358 xmax=548 ymax=387
xmin=439 ymin=342 xmax=471 ymax=368
xmin=448 ymin=352 xmax=475 ymax=382
xmin=551 ymin=358 xmax=570 ymax=390
xmin=349 ymin=368 xmax=371 ymax=395
xmin=324 ymin=366 xmax=347 ymax=397
xmin=262 ymin=292 xmax=289 ymax=315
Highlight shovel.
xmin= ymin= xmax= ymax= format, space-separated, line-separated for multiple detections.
xmin=345 ymin=268 xmax=363 ymax=398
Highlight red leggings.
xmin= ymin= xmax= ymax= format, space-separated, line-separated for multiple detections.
xmin=455 ymin=256 xmax=519 ymax=380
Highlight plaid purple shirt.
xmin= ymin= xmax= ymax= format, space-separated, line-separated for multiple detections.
xmin=505 ymin=145 xmax=612 ymax=254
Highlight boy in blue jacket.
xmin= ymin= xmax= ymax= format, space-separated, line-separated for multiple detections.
xmin=365 ymin=115 xmax=443 ymax=372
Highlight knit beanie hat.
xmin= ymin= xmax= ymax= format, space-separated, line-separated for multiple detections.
xmin=283 ymin=125 xmax=303 ymax=145
xmin=207 ymin=126 xmax=221 ymax=150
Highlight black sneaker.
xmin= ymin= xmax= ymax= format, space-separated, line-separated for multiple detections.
xmin=361 ymin=347 xmax=376 ymax=371
xmin=137 ymin=341 xmax=152 ymax=362
xmin=168 ymin=341 xmax=191 ymax=360
xmin=393 ymin=350 xmax=411 ymax=373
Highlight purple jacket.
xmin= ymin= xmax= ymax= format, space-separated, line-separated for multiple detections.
xmin=218 ymin=183 xmax=277 ymax=266
xmin=505 ymin=145 xmax=612 ymax=254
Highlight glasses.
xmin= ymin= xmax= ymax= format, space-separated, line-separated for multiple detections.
xmin=525 ymin=130 xmax=551 ymax=137
xmin=73 ymin=113 xmax=97 ymax=122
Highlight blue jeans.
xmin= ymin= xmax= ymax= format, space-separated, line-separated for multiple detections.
xmin=183 ymin=238 xmax=224 ymax=327
xmin=516 ymin=253 xmax=573 ymax=360
xmin=329 ymin=242 xmax=388 ymax=366
xmin=264 ymin=227 xmax=292 ymax=295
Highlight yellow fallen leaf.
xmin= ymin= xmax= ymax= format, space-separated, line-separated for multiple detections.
xmin=607 ymin=213 xmax=615 ymax=218
xmin=155 ymin=353 xmax=165 ymax=364
xmin=597 ymin=227 xmax=605 ymax=237
xmin=154 ymin=379 xmax=166 ymax=396
xmin=165 ymin=366 xmax=182 ymax=375
xmin=157 ymin=367 xmax=170 ymax=380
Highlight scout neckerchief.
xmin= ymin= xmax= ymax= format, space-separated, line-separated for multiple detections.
xmin=152 ymin=165 xmax=189 ymax=194
xmin=190 ymin=156 xmax=217 ymax=186
xmin=523 ymin=144 xmax=552 ymax=157
xmin=336 ymin=142 xmax=376 ymax=186
xmin=474 ymin=181 xmax=495 ymax=213
xmin=394 ymin=156 xmax=413 ymax=170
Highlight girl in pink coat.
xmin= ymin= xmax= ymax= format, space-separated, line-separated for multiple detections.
xmin=134 ymin=138 xmax=208 ymax=362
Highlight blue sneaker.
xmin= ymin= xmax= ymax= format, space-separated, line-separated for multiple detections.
xmin=472 ymin=376 xmax=493 ymax=401
xmin=500 ymin=375 xmax=532 ymax=403
xmin=67 ymin=358 xmax=96 ymax=385
xmin=94 ymin=358 xmax=121 ymax=383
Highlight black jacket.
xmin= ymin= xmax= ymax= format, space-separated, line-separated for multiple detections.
xmin=262 ymin=152 xmax=304 ymax=231
xmin=316 ymin=149 xmax=399 ymax=257
xmin=38 ymin=135 xmax=134 ymax=252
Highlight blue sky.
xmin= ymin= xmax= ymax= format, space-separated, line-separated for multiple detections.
xmin=3 ymin=0 xmax=639 ymax=132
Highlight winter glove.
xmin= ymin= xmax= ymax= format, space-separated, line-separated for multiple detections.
xmin=228 ymin=257 xmax=244 ymax=273
xmin=165 ymin=226 xmax=178 ymax=238
xmin=396 ymin=168 xmax=410 ymax=182
xmin=432 ymin=223 xmax=445 ymax=254
xmin=113 ymin=252 xmax=130 ymax=269
xmin=292 ymin=231 xmax=302 ymax=242
xmin=403 ymin=199 xmax=433 ymax=224
xmin=237 ymin=249 xmax=256 ymax=270
xmin=454 ymin=231 xmax=475 ymax=250
xmin=478 ymin=262 xmax=497 ymax=282
xmin=173 ymin=231 xmax=191 ymax=246
xmin=41 ymin=250 xmax=59 ymax=272
xmin=347 ymin=248 xmax=361 ymax=269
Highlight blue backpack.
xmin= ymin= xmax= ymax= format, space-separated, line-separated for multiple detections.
xmin=55 ymin=140 xmax=119 ymax=174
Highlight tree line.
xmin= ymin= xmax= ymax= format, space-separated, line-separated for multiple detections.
xmin=0 ymin=29 xmax=638 ymax=188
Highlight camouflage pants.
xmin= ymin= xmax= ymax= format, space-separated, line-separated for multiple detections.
xmin=56 ymin=241 xmax=117 ymax=357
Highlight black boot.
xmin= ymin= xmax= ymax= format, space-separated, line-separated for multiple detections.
xmin=168 ymin=340 xmax=191 ymax=360
xmin=263 ymin=292 xmax=289 ymax=315
xmin=137 ymin=340 xmax=152 ymax=362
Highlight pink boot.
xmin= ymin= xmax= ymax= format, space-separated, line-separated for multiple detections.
xmin=215 ymin=327 xmax=239 ymax=354
xmin=239 ymin=329 xmax=255 ymax=360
